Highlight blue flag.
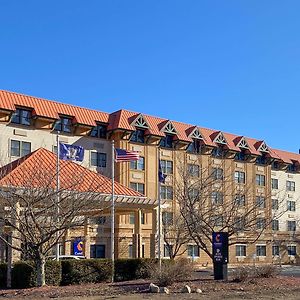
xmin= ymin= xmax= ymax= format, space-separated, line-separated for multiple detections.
xmin=158 ymin=160 xmax=167 ymax=183
xmin=59 ymin=142 xmax=84 ymax=162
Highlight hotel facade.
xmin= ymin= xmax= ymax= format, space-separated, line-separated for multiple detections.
xmin=0 ymin=90 xmax=299 ymax=265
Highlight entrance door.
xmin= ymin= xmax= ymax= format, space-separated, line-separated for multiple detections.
xmin=90 ymin=244 xmax=106 ymax=258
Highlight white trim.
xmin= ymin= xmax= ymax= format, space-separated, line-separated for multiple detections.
xmin=130 ymin=113 xmax=149 ymax=129
xmin=213 ymin=132 xmax=227 ymax=145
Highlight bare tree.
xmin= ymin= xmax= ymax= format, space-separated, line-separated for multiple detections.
xmin=174 ymin=155 xmax=287 ymax=261
xmin=0 ymin=150 xmax=113 ymax=287
xmin=162 ymin=209 xmax=190 ymax=259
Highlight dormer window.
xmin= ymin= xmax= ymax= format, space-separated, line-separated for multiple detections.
xmin=90 ymin=124 xmax=107 ymax=139
xmin=212 ymin=147 xmax=225 ymax=158
xmin=160 ymin=134 xmax=173 ymax=148
xmin=187 ymin=139 xmax=201 ymax=154
xmin=287 ymin=164 xmax=297 ymax=173
xmin=11 ymin=108 xmax=31 ymax=126
xmin=235 ymin=150 xmax=247 ymax=161
xmin=54 ymin=116 xmax=72 ymax=133
xmin=256 ymin=154 xmax=267 ymax=165
xmin=131 ymin=114 xmax=149 ymax=129
xmin=213 ymin=132 xmax=227 ymax=145
xmin=271 ymin=161 xmax=280 ymax=170
xmin=130 ymin=129 xmax=145 ymax=143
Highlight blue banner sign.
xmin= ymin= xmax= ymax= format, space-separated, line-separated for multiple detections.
xmin=73 ymin=240 xmax=84 ymax=256
xmin=212 ymin=232 xmax=229 ymax=264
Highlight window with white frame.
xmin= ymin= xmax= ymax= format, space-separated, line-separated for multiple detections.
xmin=256 ymin=196 xmax=266 ymax=209
xmin=287 ymin=220 xmax=296 ymax=231
xmin=234 ymin=217 xmax=245 ymax=231
xmin=160 ymin=186 xmax=173 ymax=200
xmin=130 ymin=182 xmax=145 ymax=194
xmin=212 ymin=167 xmax=223 ymax=180
xmin=91 ymin=152 xmax=107 ymax=167
xmin=234 ymin=171 xmax=245 ymax=184
xmin=272 ymin=219 xmax=279 ymax=231
xmin=130 ymin=157 xmax=145 ymax=170
xmin=256 ymin=245 xmax=266 ymax=256
xmin=162 ymin=211 xmax=173 ymax=226
xmin=236 ymin=244 xmax=246 ymax=257
xmin=188 ymin=164 xmax=200 ymax=177
xmin=272 ymin=245 xmax=280 ymax=256
xmin=271 ymin=178 xmax=278 ymax=189
xmin=160 ymin=160 xmax=173 ymax=174
xmin=256 ymin=174 xmax=265 ymax=186
xmin=211 ymin=191 xmax=223 ymax=205
xmin=286 ymin=181 xmax=295 ymax=192
xmin=187 ymin=245 xmax=200 ymax=257
xmin=10 ymin=140 xmax=31 ymax=157
xmin=235 ymin=194 xmax=246 ymax=206
xmin=287 ymin=200 xmax=296 ymax=212
xmin=272 ymin=199 xmax=279 ymax=210
xmin=256 ymin=218 xmax=266 ymax=230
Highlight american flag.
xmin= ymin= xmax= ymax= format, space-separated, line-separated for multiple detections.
xmin=115 ymin=148 xmax=139 ymax=162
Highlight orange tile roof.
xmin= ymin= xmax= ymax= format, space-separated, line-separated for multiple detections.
xmin=0 ymin=148 xmax=143 ymax=197
xmin=0 ymin=90 xmax=109 ymax=126
xmin=1 ymin=90 xmax=300 ymax=165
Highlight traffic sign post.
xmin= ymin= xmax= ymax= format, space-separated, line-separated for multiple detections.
xmin=212 ymin=232 xmax=229 ymax=280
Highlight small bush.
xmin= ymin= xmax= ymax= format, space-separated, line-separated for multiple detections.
xmin=255 ymin=265 xmax=279 ymax=278
xmin=232 ymin=265 xmax=279 ymax=282
xmin=0 ymin=263 xmax=7 ymax=288
xmin=61 ymin=259 xmax=112 ymax=285
xmin=231 ymin=266 xmax=252 ymax=282
xmin=148 ymin=258 xmax=193 ymax=287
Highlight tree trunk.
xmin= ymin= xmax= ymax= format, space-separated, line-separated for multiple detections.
xmin=36 ymin=258 xmax=46 ymax=287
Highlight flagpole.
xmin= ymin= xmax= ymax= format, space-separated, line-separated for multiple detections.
xmin=158 ymin=148 xmax=162 ymax=272
xmin=55 ymin=132 xmax=60 ymax=261
xmin=111 ymin=140 xmax=115 ymax=282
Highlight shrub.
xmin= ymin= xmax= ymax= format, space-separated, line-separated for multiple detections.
xmin=232 ymin=265 xmax=279 ymax=282
xmin=11 ymin=260 xmax=61 ymax=288
xmin=147 ymin=258 xmax=193 ymax=287
xmin=61 ymin=259 xmax=112 ymax=285
xmin=255 ymin=264 xmax=279 ymax=278
xmin=231 ymin=266 xmax=252 ymax=282
xmin=0 ymin=263 xmax=7 ymax=288
xmin=114 ymin=258 xmax=158 ymax=282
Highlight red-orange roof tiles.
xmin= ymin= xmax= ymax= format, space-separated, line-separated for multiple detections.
xmin=0 ymin=148 xmax=143 ymax=197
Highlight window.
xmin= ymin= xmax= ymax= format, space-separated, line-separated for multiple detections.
xmin=272 ymin=245 xmax=280 ymax=256
xmin=234 ymin=217 xmax=245 ymax=231
xmin=212 ymin=168 xmax=223 ymax=180
xmin=287 ymin=200 xmax=296 ymax=212
xmin=236 ymin=245 xmax=246 ymax=257
xmin=130 ymin=129 xmax=145 ymax=143
xmin=187 ymin=245 xmax=200 ymax=257
xmin=287 ymin=220 xmax=296 ymax=231
xmin=256 ymin=196 xmax=266 ymax=209
xmin=188 ymin=164 xmax=200 ymax=177
xmin=211 ymin=215 xmax=223 ymax=227
xmin=160 ymin=160 xmax=173 ymax=174
xmin=160 ymin=186 xmax=173 ymax=200
xmin=164 ymin=244 xmax=173 ymax=257
xmin=288 ymin=245 xmax=297 ymax=256
xmin=188 ymin=188 xmax=199 ymax=201
xmin=272 ymin=199 xmax=279 ymax=210
xmin=129 ymin=213 xmax=135 ymax=224
xmin=271 ymin=161 xmax=280 ymax=170
xmin=256 ymin=218 xmax=266 ymax=230
xmin=90 ymin=244 xmax=105 ymax=258
xmin=211 ymin=191 xmax=223 ymax=205
xmin=271 ymin=178 xmax=278 ymax=189
xmin=54 ymin=117 xmax=72 ymax=133
xmin=187 ymin=140 xmax=201 ymax=154
xmin=256 ymin=155 xmax=267 ymax=165
xmin=11 ymin=108 xmax=31 ymax=126
xmin=286 ymin=181 xmax=295 ymax=192
xmin=91 ymin=152 xmax=107 ymax=167
xmin=256 ymin=245 xmax=266 ymax=256
xmin=162 ymin=212 xmax=173 ymax=226
xmin=128 ymin=244 xmax=133 ymax=258
xmin=130 ymin=182 xmax=145 ymax=194
xmin=235 ymin=171 xmax=245 ymax=184
xmin=211 ymin=147 xmax=225 ymax=158
xmin=287 ymin=164 xmax=297 ymax=172
xmin=160 ymin=134 xmax=173 ymax=148
xmin=141 ymin=213 xmax=146 ymax=224
xmin=89 ymin=124 xmax=107 ymax=139
xmin=256 ymin=174 xmax=265 ymax=186
xmin=10 ymin=140 xmax=31 ymax=157
xmin=235 ymin=151 xmax=246 ymax=161
xmin=235 ymin=194 xmax=246 ymax=206
xmin=130 ymin=157 xmax=145 ymax=170
xmin=272 ymin=219 xmax=279 ymax=231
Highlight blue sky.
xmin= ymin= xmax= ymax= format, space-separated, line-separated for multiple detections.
xmin=1 ymin=1 xmax=299 ymax=152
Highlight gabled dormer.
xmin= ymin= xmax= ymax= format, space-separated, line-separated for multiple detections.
xmin=130 ymin=113 xmax=149 ymax=129
xmin=255 ymin=141 xmax=269 ymax=153
xmin=161 ymin=120 xmax=177 ymax=135
xmin=235 ymin=136 xmax=249 ymax=149
xmin=189 ymin=127 xmax=203 ymax=140
xmin=212 ymin=131 xmax=227 ymax=145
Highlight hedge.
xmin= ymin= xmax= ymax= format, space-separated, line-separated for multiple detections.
xmin=61 ymin=259 xmax=112 ymax=285
xmin=0 ymin=258 xmax=166 ymax=288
